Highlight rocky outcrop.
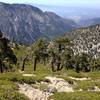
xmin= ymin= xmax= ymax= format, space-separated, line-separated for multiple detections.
xmin=45 ymin=76 xmax=74 ymax=92
xmin=18 ymin=76 xmax=100 ymax=100
xmin=18 ymin=83 xmax=52 ymax=100
xmin=18 ymin=76 xmax=74 ymax=100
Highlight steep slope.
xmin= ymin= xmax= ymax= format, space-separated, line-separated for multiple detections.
xmin=67 ymin=24 xmax=100 ymax=58
xmin=0 ymin=2 xmax=76 ymax=44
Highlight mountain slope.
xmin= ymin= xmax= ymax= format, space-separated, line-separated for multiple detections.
xmin=0 ymin=2 xmax=76 ymax=44
xmin=67 ymin=24 xmax=100 ymax=58
xmin=85 ymin=18 xmax=100 ymax=26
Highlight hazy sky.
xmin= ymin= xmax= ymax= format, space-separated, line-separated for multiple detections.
xmin=0 ymin=0 xmax=100 ymax=7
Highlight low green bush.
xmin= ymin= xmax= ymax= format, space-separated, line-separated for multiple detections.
xmin=52 ymin=92 xmax=100 ymax=100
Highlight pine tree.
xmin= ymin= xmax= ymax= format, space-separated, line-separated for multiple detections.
xmin=0 ymin=31 xmax=17 ymax=73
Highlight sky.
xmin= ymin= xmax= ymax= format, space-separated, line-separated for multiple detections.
xmin=0 ymin=0 xmax=100 ymax=21
xmin=0 ymin=0 xmax=100 ymax=7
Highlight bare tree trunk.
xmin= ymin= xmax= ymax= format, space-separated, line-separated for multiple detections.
xmin=50 ymin=56 xmax=56 ymax=72
xmin=43 ymin=56 xmax=47 ymax=66
xmin=66 ymin=62 xmax=69 ymax=70
xmin=34 ymin=57 xmax=37 ymax=71
xmin=57 ymin=63 xmax=61 ymax=71
xmin=22 ymin=60 xmax=25 ymax=71
xmin=51 ymin=61 xmax=55 ymax=72
xmin=59 ymin=44 xmax=62 ymax=52
xmin=57 ymin=56 xmax=61 ymax=71
xmin=76 ymin=65 xmax=80 ymax=73
xmin=22 ymin=55 xmax=28 ymax=71
xmin=0 ymin=61 xmax=3 ymax=73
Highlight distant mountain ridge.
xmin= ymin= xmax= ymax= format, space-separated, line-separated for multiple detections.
xmin=79 ymin=18 xmax=100 ymax=27
xmin=0 ymin=2 xmax=76 ymax=44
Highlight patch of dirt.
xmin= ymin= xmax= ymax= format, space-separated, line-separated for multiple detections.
xmin=23 ymin=74 xmax=36 ymax=77
xmin=68 ymin=76 xmax=91 ymax=81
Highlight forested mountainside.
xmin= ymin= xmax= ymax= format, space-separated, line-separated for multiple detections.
xmin=0 ymin=2 xmax=76 ymax=44
xmin=67 ymin=24 xmax=100 ymax=58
